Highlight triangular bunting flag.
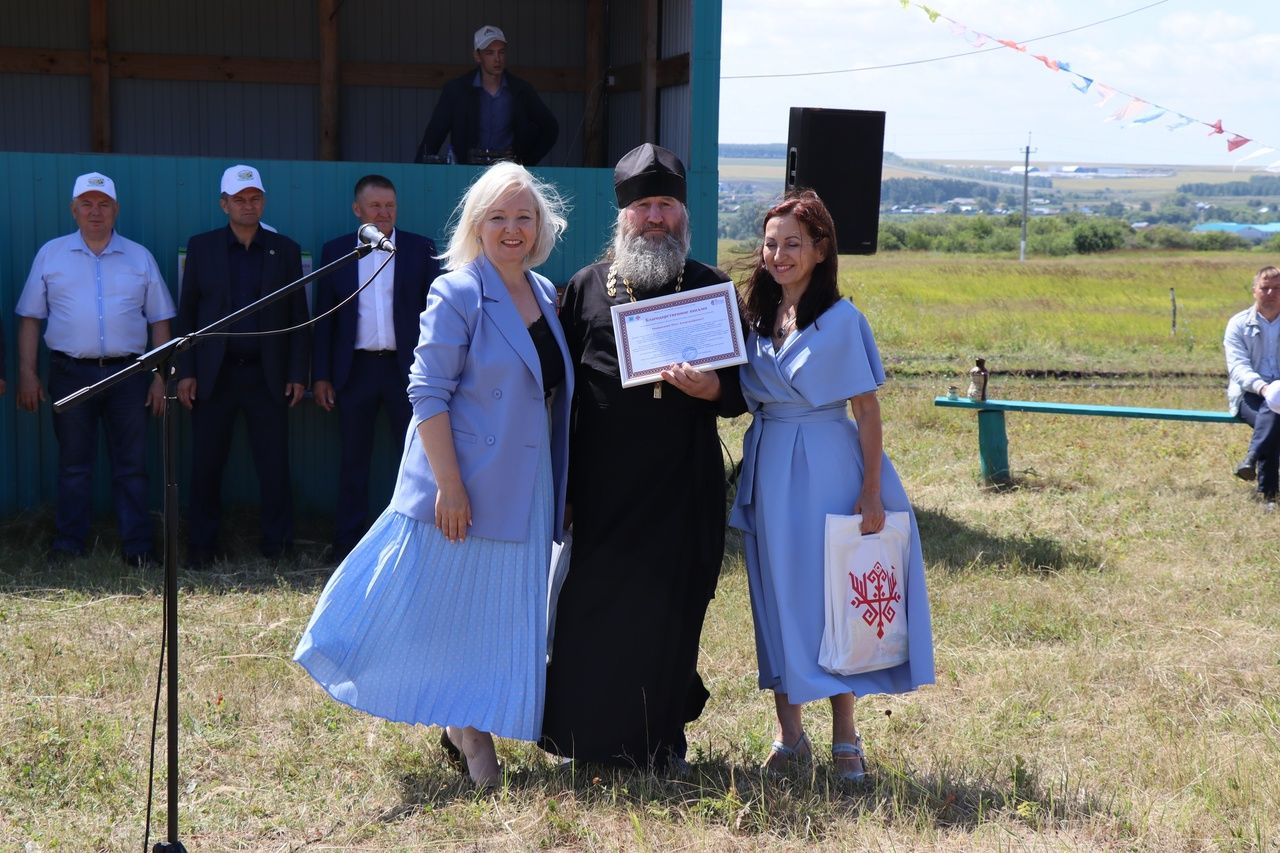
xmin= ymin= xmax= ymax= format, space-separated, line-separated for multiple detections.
xmin=1227 ymin=135 xmax=1250 ymax=152
xmin=1108 ymin=98 xmax=1147 ymax=123
xmin=1132 ymin=109 xmax=1167 ymax=124
xmin=1207 ymin=119 xmax=1224 ymax=135
xmin=922 ymin=5 xmax=941 ymax=21
xmin=997 ymin=38 xmax=1026 ymax=52
xmin=1033 ymin=55 xmax=1060 ymax=71
xmin=1072 ymin=75 xmax=1093 ymax=94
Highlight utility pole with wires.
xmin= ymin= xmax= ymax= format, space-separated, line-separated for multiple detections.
xmin=1020 ymin=133 xmax=1036 ymax=262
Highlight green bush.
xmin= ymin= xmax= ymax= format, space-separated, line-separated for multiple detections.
xmin=1071 ymin=220 xmax=1130 ymax=254
xmin=1134 ymin=225 xmax=1195 ymax=249
xmin=1191 ymin=231 xmax=1250 ymax=251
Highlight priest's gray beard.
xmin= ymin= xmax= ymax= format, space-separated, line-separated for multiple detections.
xmin=611 ymin=223 xmax=691 ymax=295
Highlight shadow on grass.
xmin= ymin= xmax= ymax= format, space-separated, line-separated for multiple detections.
xmin=386 ymin=746 xmax=1130 ymax=842
xmin=915 ymin=507 xmax=1101 ymax=575
xmin=0 ymin=508 xmax=338 ymax=596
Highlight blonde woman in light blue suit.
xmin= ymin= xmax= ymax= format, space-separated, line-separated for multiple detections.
xmin=296 ymin=162 xmax=572 ymax=789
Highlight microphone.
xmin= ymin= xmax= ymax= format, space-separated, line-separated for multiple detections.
xmin=357 ymin=223 xmax=396 ymax=253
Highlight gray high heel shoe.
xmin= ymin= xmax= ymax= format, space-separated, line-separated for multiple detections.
xmin=762 ymin=731 xmax=812 ymax=775
xmin=831 ymin=734 xmax=868 ymax=783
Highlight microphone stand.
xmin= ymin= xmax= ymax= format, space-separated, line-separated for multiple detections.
xmin=54 ymin=242 xmax=374 ymax=852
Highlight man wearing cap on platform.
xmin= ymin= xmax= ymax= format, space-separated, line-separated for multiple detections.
xmin=1226 ymin=264 xmax=1280 ymax=511
xmin=176 ymin=164 xmax=310 ymax=565
xmin=414 ymin=24 xmax=559 ymax=166
xmin=539 ymin=143 xmax=746 ymax=772
xmin=15 ymin=171 xmax=175 ymax=565
xmin=312 ymin=174 xmax=441 ymax=561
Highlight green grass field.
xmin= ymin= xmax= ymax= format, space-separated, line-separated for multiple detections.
xmin=3 ymin=253 xmax=1278 ymax=850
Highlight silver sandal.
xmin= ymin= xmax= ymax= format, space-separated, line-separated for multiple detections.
xmin=831 ymin=734 xmax=868 ymax=783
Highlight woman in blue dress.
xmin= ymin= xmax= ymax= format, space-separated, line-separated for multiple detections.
xmin=729 ymin=190 xmax=934 ymax=782
xmin=294 ymin=162 xmax=572 ymax=788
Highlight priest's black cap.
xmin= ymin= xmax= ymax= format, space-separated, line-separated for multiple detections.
xmin=614 ymin=143 xmax=686 ymax=208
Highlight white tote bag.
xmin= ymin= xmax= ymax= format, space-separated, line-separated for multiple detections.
xmin=818 ymin=511 xmax=912 ymax=676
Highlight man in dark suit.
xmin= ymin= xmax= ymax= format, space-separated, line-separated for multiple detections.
xmin=312 ymin=174 xmax=440 ymax=559
xmin=176 ymin=164 xmax=310 ymax=565
xmin=414 ymin=24 xmax=559 ymax=166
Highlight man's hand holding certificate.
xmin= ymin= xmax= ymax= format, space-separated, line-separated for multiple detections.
xmin=610 ymin=281 xmax=747 ymax=389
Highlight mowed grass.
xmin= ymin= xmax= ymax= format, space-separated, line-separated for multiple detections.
xmin=3 ymin=253 xmax=1279 ymax=850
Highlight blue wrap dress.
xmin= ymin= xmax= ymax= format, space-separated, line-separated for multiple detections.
xmin=728 ymin=299 xmax=935 ymax=704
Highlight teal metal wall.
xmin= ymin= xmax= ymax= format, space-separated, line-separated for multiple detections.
xmin=0 ymin=148 xmax=720 ymax=521
xmin=0 ymin=153 xmax=622 ymax=521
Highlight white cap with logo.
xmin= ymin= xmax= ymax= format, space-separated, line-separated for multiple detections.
xmin=474 ymin=24 xmax=506 ymax=51
xmin=221 ymin=164 xmax=266 ymax=196
xmin=72 ymin=172 xmax=117 ymax=201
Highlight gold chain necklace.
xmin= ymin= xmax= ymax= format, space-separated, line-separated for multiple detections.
xmin=605 ymin=265 xmax=683 ymax=300
xmin=605 ymin=263 xmax=684 ymax=398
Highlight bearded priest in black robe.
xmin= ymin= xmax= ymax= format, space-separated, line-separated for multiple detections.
xmin=540 ymin=144 xmax=747 ymax=771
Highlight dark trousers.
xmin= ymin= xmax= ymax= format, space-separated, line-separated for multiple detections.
xmin=1239 ymin=391 xmax=1280 ymax=498
xmin=47 ymin=355 xmax=153 ymax=557
xmin=333 ymin=350 xmax=412 ymax=550
xmin=188 ymin=360 xmax=293 ymax=557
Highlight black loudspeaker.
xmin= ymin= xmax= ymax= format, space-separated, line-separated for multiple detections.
xmin=786 ymin=107 xmax=885 ymax=255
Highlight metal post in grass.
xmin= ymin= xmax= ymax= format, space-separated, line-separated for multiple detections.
xmin=977 ymin=409 xmax=1012 ymax=484
xmin=1020 ymin=133 xmax=1035 ymax=262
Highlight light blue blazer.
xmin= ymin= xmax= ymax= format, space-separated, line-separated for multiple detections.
xmin=390 ymin=254 xmax=573 ymax=542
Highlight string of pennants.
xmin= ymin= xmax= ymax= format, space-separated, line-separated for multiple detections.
xmin=899 ymin=1 xmax=1280 ymax=170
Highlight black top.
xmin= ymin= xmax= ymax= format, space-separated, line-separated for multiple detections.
xmin=527 ymin=315 xmax=564 ymax=395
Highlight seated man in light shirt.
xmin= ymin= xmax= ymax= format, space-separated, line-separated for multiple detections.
xmin=1224 ymin=264 xmax=1280 ymax=510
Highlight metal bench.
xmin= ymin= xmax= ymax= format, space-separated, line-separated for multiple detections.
xmin=933 ymin=396 xmax=1241 ymax=483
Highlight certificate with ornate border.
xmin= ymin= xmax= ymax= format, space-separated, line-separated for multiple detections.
xmin=610 ymin=281 xmax=747 ymax=388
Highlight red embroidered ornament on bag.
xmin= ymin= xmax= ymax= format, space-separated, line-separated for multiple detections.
xmin=819 ymin=512 xmax=912 ymax=676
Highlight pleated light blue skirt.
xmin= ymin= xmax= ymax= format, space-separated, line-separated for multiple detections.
xmin=294 ymin=447 xmax=553 ymax=741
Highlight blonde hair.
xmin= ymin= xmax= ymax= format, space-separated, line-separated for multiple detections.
xmin=438 ymin=162 xmax=568 ymax=271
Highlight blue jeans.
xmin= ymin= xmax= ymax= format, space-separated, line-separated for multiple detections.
xmin=47 ymin=355 xmax=154 ymax=556
xmin=1239 ymin=391 xmax=1279 ymax=498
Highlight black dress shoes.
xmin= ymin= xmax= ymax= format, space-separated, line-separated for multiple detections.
xmin=1235 ymin=453 xmax=1258 ymax=481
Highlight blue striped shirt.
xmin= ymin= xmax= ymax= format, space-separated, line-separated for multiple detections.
xmin=16 ymin=230 xmax=175 ymax=358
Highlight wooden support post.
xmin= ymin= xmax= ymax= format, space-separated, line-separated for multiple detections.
xmin=640 ymin=0 xmax=658 ymax=142
xmin=976 ymin=409 xmax=1011 ymax=484
xmin=89 ymin=0 xmax=110 ymax=153
xmin=318 ymin=0 xmax=340 ymax=160
xmin=583 ymin=0 xmax=605 ymax=166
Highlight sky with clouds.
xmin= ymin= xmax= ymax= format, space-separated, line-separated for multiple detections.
xmin=718 ymin=0 xmax=1280 ymax=166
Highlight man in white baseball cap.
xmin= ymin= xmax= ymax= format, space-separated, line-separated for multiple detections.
xmin=1225 ymin=264 xmax=1280 ymax=510
xmin=174 ymin=164 xmax=311 ymax=565
xmin=14 ymin=171 xmax=176 ymax=565
xmin=414 ymin=23 xmax=558 ymax=166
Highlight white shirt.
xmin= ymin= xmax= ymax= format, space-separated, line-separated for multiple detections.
xmin=354 ymin=228 xmax=397 ymax=352
xmin=16 ymin=230 xmax=176 ymax=358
